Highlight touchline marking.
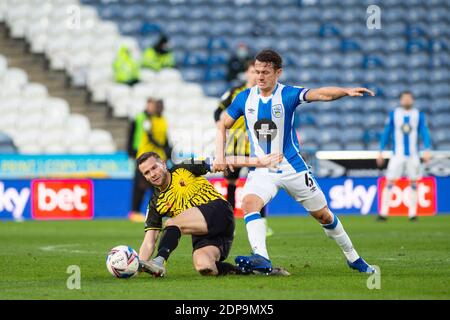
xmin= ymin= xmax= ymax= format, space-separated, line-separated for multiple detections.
xmin=39 ymin=244 xmax=102 ymax=255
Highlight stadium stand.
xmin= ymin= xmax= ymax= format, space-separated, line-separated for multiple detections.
xmin=1 ymin=0 xmax=449 ymax=153
xmin=0 ymin=54 xmax=116 ymax=154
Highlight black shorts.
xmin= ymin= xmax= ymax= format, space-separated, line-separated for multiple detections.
xmin=192 ymin=199 xmax=235 ymax=261
xmin=224 ymin=166 xmax=242 ymax=181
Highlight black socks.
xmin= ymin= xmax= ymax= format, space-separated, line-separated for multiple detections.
xmin=227 ymin=183 xmax=237 ymax=209
xmin=215 ymin=261 xmax=245 ymax=276
xmin=157 ymin=225 xmax=182 ymax=261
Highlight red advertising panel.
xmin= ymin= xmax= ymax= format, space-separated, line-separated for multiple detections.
xmin=210 ymin=178 xmax=246 ymax=218
xmin=31 ymin=179 xmax=94 ymax=220
xmin=377 ymin=177 xmax=436 ymax=216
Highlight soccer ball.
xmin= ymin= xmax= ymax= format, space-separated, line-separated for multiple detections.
xmin=106 ymin=245 xmax=139 ymax=278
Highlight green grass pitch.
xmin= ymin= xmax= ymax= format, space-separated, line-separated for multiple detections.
xmin=0 ymin=215 xmax=449 ymax=299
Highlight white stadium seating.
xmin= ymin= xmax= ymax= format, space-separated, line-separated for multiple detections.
xmin=1 ymin=0 xmax=225 ymax=157
xmin=0 ymin=53 xmax=117 ymax=154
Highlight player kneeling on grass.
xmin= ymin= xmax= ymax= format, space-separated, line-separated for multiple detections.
xmin=136 ymin=151 xmax=283 ymax=277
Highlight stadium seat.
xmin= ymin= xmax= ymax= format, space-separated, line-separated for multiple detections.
xmin=436 ymin=142 xmax=450 ymax=151
xmin=321 ymin=142 xmax=344 ymax=151
xmin=340 ymin=128 xmax=365 ymax=144
xmin=298 ymin=125 xmax=319 ymax=144
xmin=318 ymin=128 xmax=341 ymax=145
xmin=364 ymin=113 xmax=386 ymax=129
xmin=204 ymin=67 xmax=227 ymax=82
xmin=343 ymin=142 xmax=365 ymax=150
xmin=366 ymin=141 xmax=381 ymax=151
xmin=339 ymin=113 xmax=363 ymax=128
xmin=432 ymin=98 xmax=450 ymax=113
xmin=5 ymin=0 xmax=448 ymax=155
xmin=202 ymin=81 xmax=228 ymax=97
xmin=0 ymin=54 xmax=7 ymax=78
xmin=1 ymin=67 xmax=28 ymax=88
xmin=432 ymin=113 xmax=450 ymax=129
xmin=301 ymin=141 xmax=319 ymax=150
xmin=433 ymin=129 xmax=450 ymax=145
xmin=13 ymin=128 xmax=41 ymax=150
xmin=22 ymin=83 xmax=48 ymax=99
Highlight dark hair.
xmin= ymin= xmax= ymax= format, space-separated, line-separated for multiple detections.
xmin=244 ymin=59 xmax=255 ymax=71
xmin=400 ymin=91 xmax=414 ymax=98
xmin=136 ymin=152 xmax=162 ymax=166
xmin=255 ymin=49 xmax=283 ymax=70
xmin=156 ymin=99 xmax=164 ymax=115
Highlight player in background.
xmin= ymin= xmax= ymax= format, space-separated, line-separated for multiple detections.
xmin=214 ymin=59 xmax=273 ymax=237
xmin=137 ymin=151 xmax=282 ymax=277
xmin=214 ymin=49 xmax=376 ymax=274
xmin=376 ymin=91 xmax=432 ymax=221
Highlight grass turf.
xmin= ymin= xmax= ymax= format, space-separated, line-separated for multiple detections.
xmin=0 ymin=215 xmax=449 ymax=300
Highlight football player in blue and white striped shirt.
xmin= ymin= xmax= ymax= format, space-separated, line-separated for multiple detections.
xmin=214 ymin=49 xmax=376 ymax=274
xmin=377 ymin=91 xmax=432 ymax=221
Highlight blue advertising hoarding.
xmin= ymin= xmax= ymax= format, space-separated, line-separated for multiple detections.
xmin=0 ymin=153 xmax=134 ymax=179
xmin=1 ymin=177 xmax=449 ymax=221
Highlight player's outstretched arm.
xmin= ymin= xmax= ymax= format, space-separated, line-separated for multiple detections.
xmin=225 ymin=153 xmax=283 ymax=169
xmin=139 ymin=229 xmax=159 ymax=262
xmin=306 ymin=87 xmax=375 ymax=102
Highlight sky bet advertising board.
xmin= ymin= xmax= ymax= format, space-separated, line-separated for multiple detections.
xmin=1 ymin=176 xmax=448 ymax=221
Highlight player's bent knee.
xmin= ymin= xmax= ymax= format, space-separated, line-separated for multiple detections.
xmin=165 ymin=218 xmax=175 ymax=227
xmin=241 ymin=195 xmax=264 ymax=213
xmin=164 ymin=219 xmax=187 ymax=234
xmin=198 ymin=267 xmax=215 ymax=276
xmin=194 ymin=261 xmax=216 ymax=276
xmin=310 ymin=206 xmax=332 ymax=224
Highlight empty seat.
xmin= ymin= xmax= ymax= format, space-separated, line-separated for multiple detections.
xmin=22 ymin=82 xmax=48 ymax=99
xmin=343 ymin=142 xmax=365 ymax=150
xmin=364 ymin=113 xmax=385 ymax=129
xmin=0 ymin=55 xmax=7 ymax=77
xmin=89 ymin=129 xmax=114 ymax=146
xmin=318 ymin=128 xmax=341 ymax=144
xmin=315 ymin=113 xmax=340 ymax=127
xmin=340 ymin=128 xmax=365 ymax=144
xmin=1 ymin=68 xmax=28 ymax=88
xmin=298 ymin=126 xmax=319 ymax=144
xmin=433 ymin=129 xmax=450 ymax=145
xmin=321 ymin=142 xmax=343 ymax=151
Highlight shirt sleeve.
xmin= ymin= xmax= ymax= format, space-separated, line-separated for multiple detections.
xmin=144 ymin=195 xmax=162 ymax=231
xmin=177 ymin=158 xmax=212 ymax=176
xmin=380 ymin=111 xmax=394 ymax=151
xmin=283 ymin=86 xmax=310 ymax=112
xmin=298 ymin=86 xmax=310 ymax=103
xmin=419 ymin=112 xmax=432 ymax=150
xmin=226 ymin=89 xmax=250 ymax=120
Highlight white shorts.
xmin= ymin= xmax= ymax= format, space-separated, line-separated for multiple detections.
xmin=386 ymin=155 xmax=421 ymax=181
xmin=242 ymin=168 xmax=327 ymax=212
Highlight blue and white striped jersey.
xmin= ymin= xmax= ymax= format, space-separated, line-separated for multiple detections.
xmin=380 ymin=107 xmax=431 ymax=156
xmin=227 ymin=83 xmax=309 ymax=173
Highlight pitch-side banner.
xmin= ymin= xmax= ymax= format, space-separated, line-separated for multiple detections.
xmin=1 ymin=177 xmax=449 ymax=220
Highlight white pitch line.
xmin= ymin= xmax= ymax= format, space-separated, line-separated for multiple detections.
xmin=39 ymin=244 xmax=103 ymax=255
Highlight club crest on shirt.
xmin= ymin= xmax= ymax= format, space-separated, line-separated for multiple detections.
xmin=271 ymin=104 xmax=284 ymax=118
xmin=401 ymin=123 xmax=412 ymax=133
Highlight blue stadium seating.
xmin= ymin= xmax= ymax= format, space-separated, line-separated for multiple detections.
xmin=84 ymin=0 xmax=450 ymax=150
